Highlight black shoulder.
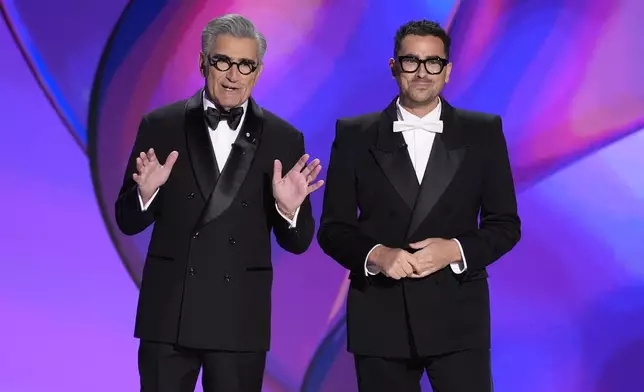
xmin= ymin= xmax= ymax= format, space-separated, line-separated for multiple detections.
xmin=337 ymin=111 xmax=381 ymax=131
xmin=262 ymin=108 xmax=302 ymax=139
xmin=143 ymin=99 xmax=189 ymax=124
xmin=453 ymin=107 xmax=500 ymax=126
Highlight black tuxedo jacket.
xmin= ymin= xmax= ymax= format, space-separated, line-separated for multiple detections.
xmin=115 ymin=89 xmax=314 ymax=352
xmin=317 ymin=97 xmax=521 ymax=358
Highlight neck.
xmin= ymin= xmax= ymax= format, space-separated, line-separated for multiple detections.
xmin=399 ymin=96 xmax=440 ymax=118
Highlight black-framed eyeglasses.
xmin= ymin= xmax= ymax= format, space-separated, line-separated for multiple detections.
xmin=207 ymin=54 xmax=258 ymax=75
xmin=397 ymin=55 xmax=449 ymax=75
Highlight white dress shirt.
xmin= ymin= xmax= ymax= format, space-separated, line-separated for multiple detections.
xmin=364 ymin=98 xmax=467 ymax=275
xmin=137 ymin=93 xmax=299 ymax=227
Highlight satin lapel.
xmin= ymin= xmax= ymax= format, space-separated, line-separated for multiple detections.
xmin=406 ymin=99 xmax=467 ymax=238
xmin=185 ymin=88 xmax=219 ymax=200
xmin=197 ymin=98 xmax=263 ymax=228
xmin=369 ymin=98 xmax=419 ymax=211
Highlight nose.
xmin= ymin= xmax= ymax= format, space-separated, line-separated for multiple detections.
xmin=415 ymin=64 xmax=429 ymax=78
xmin=226 ymin=66 xmax=240 ymax=81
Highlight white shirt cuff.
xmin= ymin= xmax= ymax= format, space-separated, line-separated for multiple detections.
xmin=364 ymin=244 xmax=382 ymax=276
xmin=275 ymin=203 xmax=299 ymax=228
xmin=138 ymin=188 xmax=160 ymax=211
xmin=449 ymin=238 xmax=468 ymax=274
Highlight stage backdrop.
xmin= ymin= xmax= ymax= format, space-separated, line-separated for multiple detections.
xmin=1 ymin=0 xmax=643 ymax=391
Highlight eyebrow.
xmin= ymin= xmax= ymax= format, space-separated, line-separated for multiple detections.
xmin=399 ymin=54 xmax=444 ymax=59
xmin=211 ymin=54 xmax=257 ymax=64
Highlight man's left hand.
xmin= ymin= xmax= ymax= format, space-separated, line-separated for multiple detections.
xmin=408 ymin=238 xmax=461 ymax=278
xmin=273 ymin=154 xmax=324 ymax=216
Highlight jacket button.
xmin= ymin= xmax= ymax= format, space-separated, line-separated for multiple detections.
xmin=241 ymin=201 xmax=248 ymax=207
xmin=189 ymin=268 xmax=195 ymax=275
xmin=229 ymin=237 xmax=236 ymax=245
xmin=188 ymin=192 xmax=195 ymax=199
xmin=193 ymin=232 xmax=200 ymax=238
xmin=224 ymin=274 xmax=231 ymax=282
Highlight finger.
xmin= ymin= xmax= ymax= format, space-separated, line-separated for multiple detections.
xmin=306 ymin=164 xmax=323 ymax=183
xmin=301 ymin=158 xmax=320 ymax=177
xmin=139 ymin=151 xmax=149 ymax=165
xmin=400 ymin=259 xmax=415 ymax=276
xmin=133 ymin=172 xmax=141 ymax=184
xmin=411 ymin=270 xmax=431 ymax=279
xmin=409 ymin=238 xmax=431 ymax=249
xmin=136 ymin=157 xmax=144 ymax=173
xmin=307 ymin=180 xmax=325 ymax=194
xmin=384 ymin=267 xmax=398 ymax=280
xmin=147 ymin=148 xmax=158 ymax=164
xmin=163 ymin=151 xmax=179 ymax=171
xmin=407 ymin=251 xmax=423 ymax=273
xmin=273 ymin=160 xmax=283 ymax=182
xmin=291 ymin=154 xmax=310 ymax=174
xmin=389 ymin=268 xmax=402 ymax=280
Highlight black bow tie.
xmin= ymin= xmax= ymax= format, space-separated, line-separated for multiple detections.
xmin=205 ymin=106 xmax=244 ymax=130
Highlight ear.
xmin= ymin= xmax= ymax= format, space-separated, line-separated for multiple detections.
xmin=198 ymin=52 xmax=206 ymax=77
xmin=388 ymin=58 xmax=396 ymax=76
xmin=444 ymin=62 xmax=452 ymax=83
xmin=250 ymin=63 xmax=264 ymax=86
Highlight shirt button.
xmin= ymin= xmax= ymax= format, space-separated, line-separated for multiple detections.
xmin=188 ymin=192 xmax=195 ymax=199
xmin=229 ymin=237 xmax=236 ymax=245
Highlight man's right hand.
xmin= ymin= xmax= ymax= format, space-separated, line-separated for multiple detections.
xmin=367 ymin=246 xmax=416 ymax=280
xmin=133 ymin=148 xmax=179 ymax=203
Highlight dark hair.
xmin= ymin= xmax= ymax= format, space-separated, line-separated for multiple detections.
xmin=394 ymin=20 xmax=451 ymax=59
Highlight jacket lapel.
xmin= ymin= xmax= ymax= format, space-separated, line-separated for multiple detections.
xmin=197 ymin=97 xmax=263 ymax=228
xmin=185 ymin=88 xmax=219 ymax=200
xmin=369 ymin=98 xmax=419 ymax=211
xmin=406 ymin=98 xmax=467 ymax=238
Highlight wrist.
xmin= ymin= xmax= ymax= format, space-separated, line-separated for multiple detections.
xmin=368 ymin=245 xmax=388 ymax=266
xmin=450 ymin=240 xmax=462 ymax=262
xmin=138 ymin=186 xmax=157 ymax=203
xmin=277 ymin=202 xmax=296 ymax=219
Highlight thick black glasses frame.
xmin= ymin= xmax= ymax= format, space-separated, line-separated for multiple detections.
xmin=207 ymin=55 xmax=258 ymax=75
xmin=397 ymin=55 xmax=449 ymax=75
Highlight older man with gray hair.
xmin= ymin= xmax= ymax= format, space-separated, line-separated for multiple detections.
xmin=115 ymin=13 xmax=323 ymax=392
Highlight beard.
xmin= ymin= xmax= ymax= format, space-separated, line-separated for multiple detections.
xmin=403 ymin=86 xmax=439 ymax=108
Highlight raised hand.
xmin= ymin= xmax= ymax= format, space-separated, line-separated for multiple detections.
xmin=133 ymin=148 xmax=179 ymax=203
xmin=272 ymin=154 xmax=324 ymax=216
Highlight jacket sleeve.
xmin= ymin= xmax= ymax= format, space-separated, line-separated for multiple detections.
xmin=114 ymin=115 xmax=160 ymax=235
xmin=317 ymin=120 xmax=380 ymax=273
xmin=455 ymin=116 xmax=521 ymax=271
xmin=271 ymin=132 xmax=315 ymax=254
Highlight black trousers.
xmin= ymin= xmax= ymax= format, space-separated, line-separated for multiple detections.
xmin=354 ymin=349 xmax=492 ymax=392
xmin=354 ymin=283 xmax=492 ymax=392
xmin=138 ymin=341 xmax=266 ymax=392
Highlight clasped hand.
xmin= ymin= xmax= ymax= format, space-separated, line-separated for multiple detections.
xmin=370 ymin=239 xmax=460 ymax=280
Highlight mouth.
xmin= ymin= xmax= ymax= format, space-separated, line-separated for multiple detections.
xmin=222 ymin=84 xmax=239 ymax=92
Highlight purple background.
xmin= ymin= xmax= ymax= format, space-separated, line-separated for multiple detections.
xmin=1 ymin=0 xmax=643 ymax=391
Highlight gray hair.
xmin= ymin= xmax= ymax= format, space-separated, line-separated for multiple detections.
xmin=201 ymin=14 xmax=267 ymax=63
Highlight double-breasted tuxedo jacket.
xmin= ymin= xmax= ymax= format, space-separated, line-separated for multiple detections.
xmin=115 ymin=89 xmax=315 ymax=352
xmin=318 ymin=97 xmax=521 ymax=358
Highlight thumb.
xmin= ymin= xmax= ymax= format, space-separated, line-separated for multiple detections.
xmin=163 ymin=151 xmax=179 ymax=170
xmin=273 ymin=159 xmax=283 ymax=183
xmin=409 ymin=238 xmax=431 ymax=249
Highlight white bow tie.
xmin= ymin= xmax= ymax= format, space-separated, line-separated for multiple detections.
xmin=393 ymin=120 xmax=443 ymax=133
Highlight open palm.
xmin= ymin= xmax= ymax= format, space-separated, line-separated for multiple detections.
xmin=134 ymin=148 xmax=179 ymax=201
xmin=272 ymin=154 xmax=324 ymax=214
